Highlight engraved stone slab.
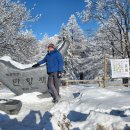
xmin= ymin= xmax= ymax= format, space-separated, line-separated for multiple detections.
xmin=0 ymin=60 xmax=48 ymax=95
xmin=0 ymin=40 xmax=70 ymax=95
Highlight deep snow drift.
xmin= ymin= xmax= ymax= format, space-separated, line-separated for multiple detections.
xmin=0 ymin=85 xmax=130 ymax=130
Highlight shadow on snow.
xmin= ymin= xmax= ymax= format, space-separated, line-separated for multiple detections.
xmin=0 ymin=110 xmax=53 ymax=130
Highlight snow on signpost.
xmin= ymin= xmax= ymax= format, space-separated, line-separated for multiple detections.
xmin=110 ymin=59 xmax=130 ymax=78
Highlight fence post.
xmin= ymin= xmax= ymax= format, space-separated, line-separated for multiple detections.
xmin=103 ymin=54 xmax=107 ymax=87
xmin=98 ymin=77 xmax=102 ymax=87
xmin=66 ymin=80 xmax=68 ymax=86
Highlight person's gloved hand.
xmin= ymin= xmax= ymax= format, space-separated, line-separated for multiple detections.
xmin=32 ymin=63 xmax=40 ymax=68
xmin=57 ymin=71 xmax=62 ymax=78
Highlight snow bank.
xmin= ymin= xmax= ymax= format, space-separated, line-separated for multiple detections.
xmin=0 ymin=56 xmax=33 ymax=69
xmin=45 ymin=85 xmax=130 ymax=130
xmin=81 ymin=110 xmax=130 ymax=130
xmin=0 ymin=85 xmax=130 ymax=130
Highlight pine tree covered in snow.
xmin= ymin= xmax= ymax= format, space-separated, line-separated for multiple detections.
xmin=66 ymin=14 xmax=85 ymax=43
xmin=59 ymin=23 xmax=69 ymax=41
xmin=59 ymin=14 xmax=89 ymax=79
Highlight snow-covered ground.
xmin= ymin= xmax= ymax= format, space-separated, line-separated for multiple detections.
xmin=0 ymin=56 xmax=130 ymax=130
xmin=0 ymin=85 xmax=130 ymax=130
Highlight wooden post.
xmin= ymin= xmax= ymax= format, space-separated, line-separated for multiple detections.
xmin=66 ymin=80 xmax=69 ymax=87
xmin=103 ymin=54 xmax=107 ymax=87
xmin=98 ymin=76 xmax=103 ymax=87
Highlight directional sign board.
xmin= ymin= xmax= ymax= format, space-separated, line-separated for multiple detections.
xmin=110 ymin=59 xmax=129 ymax=78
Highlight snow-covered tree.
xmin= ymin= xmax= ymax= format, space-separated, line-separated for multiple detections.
xmin=58 ymin=15 xmax=88 ymax=79
xmin=59 ymin=23 xmax=69 ymax=41
xmin=0 ymin=0 xmax=32 ymax=46
xmin=59 ymin=15 xmax=85 ymax=43
xmin=15 ymin=31 xmax=39 ymax=63
xmin=78 ymin=0 xmax=130 ymax=58
xmin=0 ymin=0 xmax=41 ymax=64
xmin=78 ymin=0 xmax=130 ymax=84
xmin=66 ymin=14 xmax=85 ymax=43
xmin=40 ymin=33 xmax=50 ymax=49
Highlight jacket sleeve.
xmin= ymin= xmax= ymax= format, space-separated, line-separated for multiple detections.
xmin=56 ymin=52 xmax=64 ymax=72
xmin=37 ymin=55 xmax=47 ymax=65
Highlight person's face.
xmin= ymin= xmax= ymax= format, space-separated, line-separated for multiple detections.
xmin=48 ymin=47 xmax=54 ymax=52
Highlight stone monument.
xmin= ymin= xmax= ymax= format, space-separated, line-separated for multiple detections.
xmin=0 ymin=40 xmax=70 ymax=95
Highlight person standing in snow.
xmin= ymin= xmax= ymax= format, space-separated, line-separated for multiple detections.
xmin=32 ymin=43 xmax=64 ymax=103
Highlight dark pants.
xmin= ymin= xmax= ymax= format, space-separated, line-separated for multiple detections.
xmin=47 ymin=72 xmax=60 ymax=100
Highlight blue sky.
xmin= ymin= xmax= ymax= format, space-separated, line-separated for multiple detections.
xmin=16 ymin=0 xmax=99 ymax=39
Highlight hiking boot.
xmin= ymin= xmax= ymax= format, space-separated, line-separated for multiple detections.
xmin=52 ymin=96 xmax=60 ymax=103
xmin=52 ymin=98 xmax=56 ymax=103
xmin=53 ymin=99 xmax=59 ymax=103
xmin=52 ymin=99 xmax=59 ymax=103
